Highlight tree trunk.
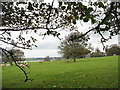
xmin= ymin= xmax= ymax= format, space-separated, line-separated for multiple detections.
xmin=73 ymin=58 xmax=76 ymax=62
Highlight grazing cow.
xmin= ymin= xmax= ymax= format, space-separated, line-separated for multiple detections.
xmin=0 ymin=64 xmax=11 ymax=67
xmin=6 ymin=64 xmax=11 ymax=67
xmin=65 ymin=60 xmax=70 ymax=63
xmin=0 ymin=64 xmax=5 ymax=67
xmin=19 ymin=63 xmax=30 ymax=68
xmin=38 ymin=61 xmax=44 ymax=63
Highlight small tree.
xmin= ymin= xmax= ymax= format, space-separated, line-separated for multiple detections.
xmin=44 ymin=56 xmax=50 ymax=61
xmin=58 ymin=32 xmax=91 ymax=62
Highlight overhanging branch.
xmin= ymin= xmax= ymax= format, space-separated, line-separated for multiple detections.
xmin=1 ymin=47 xmax=31 ymax=82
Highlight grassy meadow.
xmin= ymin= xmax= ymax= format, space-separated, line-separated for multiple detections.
xmin=2 ymin=56 xmax=119 ymax=88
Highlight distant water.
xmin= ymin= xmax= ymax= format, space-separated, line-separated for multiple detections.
xmin=24 ymin=59 xmax=44 ymax=62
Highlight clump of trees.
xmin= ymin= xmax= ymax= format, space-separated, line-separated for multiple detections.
xmin=105 ymin=44 xmax=120 ymax=56
xmin=44 ymin=56 xmax=50 ymax=61
xmin=2 ymin=49 xmax=25 ymax=65
xmin=91 ymin=48 xmax=105 ymax=57
xmin=58 ymin=32 xmax=91 ymax=62
xmin=91 ymin=44 xmax=120 ymax=57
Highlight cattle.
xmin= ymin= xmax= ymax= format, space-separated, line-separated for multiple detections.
xmin=19 ymin=63 xmax=30 ymax=68
xmin=65 ymin=60 xmax=70 ymax=63
xmin=6 ymin=64 xmax=11 ymax=67
xmin=0 ymin=64 xmax=11 ymax=67
xmin=38 ymin=61 xmax=44 ymax=63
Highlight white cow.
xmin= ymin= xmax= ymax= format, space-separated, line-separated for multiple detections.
xmin=19 ymin=63 xmax=30 ymax=68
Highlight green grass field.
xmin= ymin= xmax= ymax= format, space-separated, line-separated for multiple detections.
xmin=2 ymin=56 xmax=119 ymax=88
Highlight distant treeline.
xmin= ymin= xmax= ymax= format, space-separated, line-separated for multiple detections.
xmin=25 ymin=57 xmax=64 ymax=61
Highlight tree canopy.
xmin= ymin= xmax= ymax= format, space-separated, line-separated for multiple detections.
xmin=105 ymin=44 xmax=120 ymax=56
xmin=91 ymin=47 xmax=105 ymax=57
xmin=44 ymin=56 xmax=50 ymax=61
xmin=58 ymin=32 xmax=91 ymax=62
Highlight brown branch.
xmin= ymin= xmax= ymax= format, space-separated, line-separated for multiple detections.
xmin=77 ymin=3 xmax=115 ymax=41
xmin=96 ymin=2 xmax=114 ymax=30
xmin=79 ymin=2 xmax=114 ymax=50
xmin=95 ymin=2 xmax=115 ymax=50
xmin=0 ymin=26 xmax=60 ymax=32
xmin=0 ymin=39 xmax=31 ymax=49
xmin=1 ymin=47 xmax=31 ymax=82
xmin=0 ymin=30 xmax=7 ymax=35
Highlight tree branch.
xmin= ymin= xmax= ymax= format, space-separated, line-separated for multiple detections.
xmin=0 ymin=39 xmax=31 ymax=49
xmin=96 ymin=2 xmax=114 ymax=30
xmin=0 ymin=26 xmax=60 ymax=32
xmin=77 ymin=2 xmax=115 ymax=50
xmin=0 ymin=47 xmax=31 ymax=82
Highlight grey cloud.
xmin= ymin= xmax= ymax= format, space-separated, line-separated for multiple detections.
xmin=32 ymin=36 xmax=60 ymax=50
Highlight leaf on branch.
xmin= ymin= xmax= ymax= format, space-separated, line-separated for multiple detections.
xmin=83 ymin=17 xmax=89 ymax=22
xmin=27 ymin=2 xmax=34 ymax=11
xmin=59 ymin=2 xmax=62 ymax=7
xmin=34 ymin=30 xmax=37 ymax=33
xmin=35 ymin=45 xmax=37 ymax=47
xmin=7 ymin=37 xmax=11 ymax=41
xmin=98 ymin=2 xmax=104 ymax=8
xmin=27 ymin=40 xmax=31 ymax=43
xmin=73 ymin=19 xmax=76 ymax=24
xmin=87 ymin=7 xmax=93 ymax=12
xmin=61 ymin=6 xmax=66 ymax=10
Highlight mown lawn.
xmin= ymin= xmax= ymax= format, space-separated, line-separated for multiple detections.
xmin=2 ymin=56 xmax=118 ymax=88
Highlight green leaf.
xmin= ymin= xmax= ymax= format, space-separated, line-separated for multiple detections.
xmin=73 ymin=19 xmax=76 ymax=24
xmin=67 ymin=5 xmax=71 ymax=10
xmin=59 ymin=2 xmax=62 ymax=7
xmin=27 ymin=2 xmax=34 ymax=11
xmin=83 ymin=17 xmax=89 ymax=22
xmin=98 ymin=2 xmax=104 ymax=8
xmin=61 ymin=6 xmax=66 ymax=10
xmin=69 ymin=15 xmax=74 ymax=19
xmin=35 ymin=45 xmax=37 ymax=47
xmin=34 ymin=13 xmax=39 ymax=17
xmin=55 ymin=8 xmax=58 ymax=14
xmin=82 ymin=6 xmax=87 ymax=10
xmin=80 ymin=16 xmax=83 ymax=20
xmin=88 ymin=7 xmax=93 ymax=12
xmin=75 ymin=15 xmax=79 ymax=20
xmin=90 ymin=17 xmax=96 ymax=24
xmin=34 ymin=30 xmax=37 ymax=33
xmin=78 ymin=2 xmax=82 ymax=8
xmin=7 ymin=37 xmax=11 ymax=41
xmin=27 ymin=40 xmax=31 ymax=43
